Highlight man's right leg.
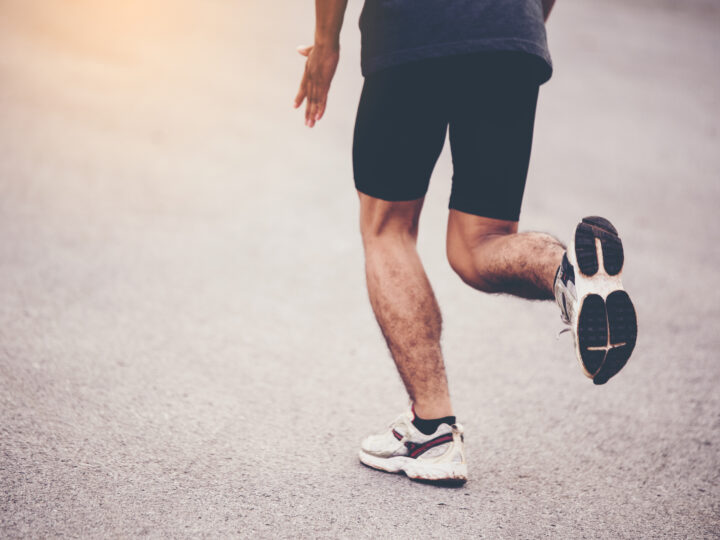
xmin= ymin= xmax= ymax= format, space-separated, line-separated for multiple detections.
xmin=356 ymin=192 xmax=467 ymax=484
xmin=352 ymin=59 xmax=466 ymax=483
xmin=358 ymin=192 xmax=452 ymax=420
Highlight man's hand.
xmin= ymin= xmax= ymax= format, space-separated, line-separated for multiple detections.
xmin=294 ymin=44 xmax=340 ymax=128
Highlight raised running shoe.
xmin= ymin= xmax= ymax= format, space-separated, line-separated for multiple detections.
xmin=554 ymin=216 xmax=638 ymax=385
xmin=358 ymin=410 xmax=467 ymax=484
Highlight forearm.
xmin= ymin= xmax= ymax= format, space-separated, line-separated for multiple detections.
xmin=314 ymin=0 xmax=349 ymax=49
xmin=542 ymin=0 xmax=556 ymax=21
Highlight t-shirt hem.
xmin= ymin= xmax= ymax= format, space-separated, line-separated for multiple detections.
xmin=361 ymin=37 xmax=553 ymax=83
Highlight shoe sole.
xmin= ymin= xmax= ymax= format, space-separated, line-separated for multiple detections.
xmin=574 ymin=216 xmax=624 ymax=277
xmin=358 ymin=450 xmax=467 ymax=485
xmin=571 ymin=217 xmax=638 ymax=385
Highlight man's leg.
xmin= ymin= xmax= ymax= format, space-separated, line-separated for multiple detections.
xmin=359 ymin=192 xmax=452 ymax=419
xmin=446 ymin=211 xmax=565 ymax=299
xmin=446 ymin=209 xmax=638 ymax=385
xmin=441 ymin=53 xmax=566 ymax=299
xmin=353 ymin=59 xmax=467 ymax=483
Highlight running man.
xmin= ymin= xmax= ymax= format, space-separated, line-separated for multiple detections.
xmin=294 ymin=0 xmax=638 ymax=484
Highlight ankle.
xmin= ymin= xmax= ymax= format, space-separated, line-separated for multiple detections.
xmin=411 ymin=404 xmax=457 ymax=435
xmin=412 ymin=401 xmax=453 ymax=421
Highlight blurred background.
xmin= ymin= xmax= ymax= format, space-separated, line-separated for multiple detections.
xmin=1 ymin=0 xmax=718 ymax=537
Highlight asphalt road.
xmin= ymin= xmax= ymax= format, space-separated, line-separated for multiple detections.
xmin=1 ymin=0 xmax=719 ymax=537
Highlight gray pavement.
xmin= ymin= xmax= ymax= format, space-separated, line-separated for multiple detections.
xmin=1 ymin=0 xmax=719 ymax=537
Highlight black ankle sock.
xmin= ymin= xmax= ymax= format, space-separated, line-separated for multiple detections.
xmin=412 ymin=412 xmax=456 ymax=435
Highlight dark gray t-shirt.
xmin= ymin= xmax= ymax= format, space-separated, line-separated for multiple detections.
xmin=359 ymin=0 xmax=552 ymax=83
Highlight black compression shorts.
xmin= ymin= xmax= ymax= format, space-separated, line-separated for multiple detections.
xmin=352 ymin=52 xmax=541 ymax=222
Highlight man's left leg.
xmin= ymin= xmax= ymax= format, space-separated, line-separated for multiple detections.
xmin=444 ymin=52 xmax=637 ymax=385
xmin=446 ymin=210 xmax=637 ymax=385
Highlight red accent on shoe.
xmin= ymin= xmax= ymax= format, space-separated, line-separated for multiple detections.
xmin=405 ymin=433 xmax=454 ymax=459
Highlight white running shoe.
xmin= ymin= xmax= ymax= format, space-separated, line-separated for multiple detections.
xmin=554 ymin=216 xmax=638 ymax=385
xmin=358 ymin=410 xmax=467 ymax=484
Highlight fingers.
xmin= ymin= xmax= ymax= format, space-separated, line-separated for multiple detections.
xmin=310 ymin=82 xmax=317 ymax=124
xmin=305 ymin=84 xmax=328 ymax=128
xmin=297 ymin=69 xmax=318 ymax=127
xmin=316 ymin=100 xmax=326 ymax=121
xmin=293 ymin=46 xmax=312 ymax=109
xmin=294 ymin=73 xmax=307 ymax=109
xmin=294 ymin=43 xmax=333 ymax=127
xmin=310 ymin=96 xmax=326 ymax=126
xmin=306 ymin=84 xmax=317 ymax=127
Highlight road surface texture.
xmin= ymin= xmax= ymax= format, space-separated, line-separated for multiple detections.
xmin=1 ymin=0 xmax=719 ymax=538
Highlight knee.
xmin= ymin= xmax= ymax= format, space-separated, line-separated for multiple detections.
xmin=361 ymin=219 xmax=416 ymax=247
xmin=359 ymin=195 xmax=422 ymax=249
xmin=446 ymin=237 xmax=502 ymax=293
xmin=446 ymin=212 xmax=518 ymax=292
xmin=361 ymin=222 xmax=418 ymax=258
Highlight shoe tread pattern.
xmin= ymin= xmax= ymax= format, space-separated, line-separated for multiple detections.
xmin=577 ymin=294 xmax=608 ymax=377
xmin=593 ymin=291 xmax=637 ymax=385
xmin=575 ymin=216 xmax=624 ymax=277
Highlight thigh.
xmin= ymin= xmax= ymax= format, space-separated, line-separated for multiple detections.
xmin=447 ymin=53 xmax=540 ymax=221
xmin=353 ymin=61 xmax=449 ymax=202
